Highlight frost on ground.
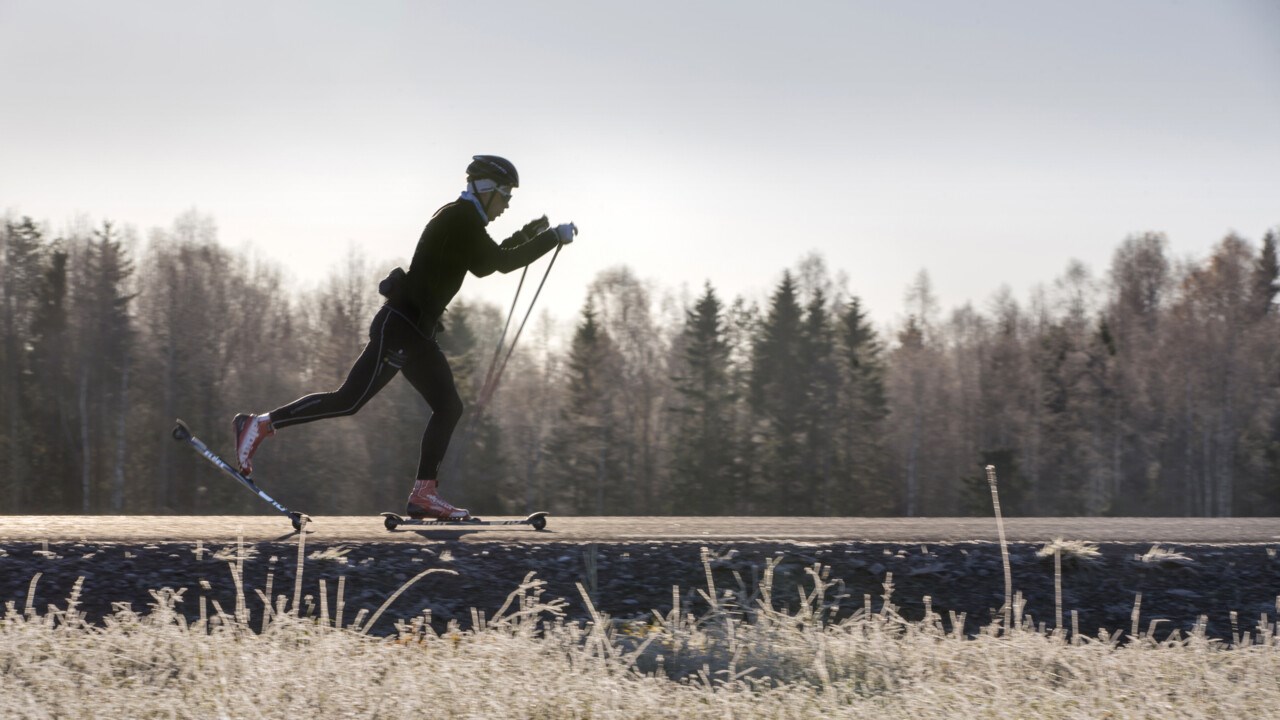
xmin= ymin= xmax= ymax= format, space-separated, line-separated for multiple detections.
xmin=2 ymin=550 xmax=1279 ymax=719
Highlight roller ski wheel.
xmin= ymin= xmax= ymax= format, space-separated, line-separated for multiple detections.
xmin=289 ymin=512 xmax=311 ymax=532
xmin=379 ymin=511 xmax=549 ymax=531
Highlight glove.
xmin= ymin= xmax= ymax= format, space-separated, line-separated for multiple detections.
xmin=521 ymin=215 xmax=551 ymax=238
xmin=553 ymin=222 xmax=578 ymax=245
xmin=502 ymin=216 xmax=551 ymax=248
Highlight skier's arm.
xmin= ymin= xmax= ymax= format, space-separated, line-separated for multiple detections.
xmin=471 ymin=226 xmax=561 ymax=276
xmin=499 ymin=216 xmax=551 ymax=248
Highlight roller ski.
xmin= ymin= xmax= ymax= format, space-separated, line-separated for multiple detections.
xmin=171 ymin=419 xmax=310 ymax=532
xmin=381 ymin=478 xmax=546 ymax=530
xmin=381 ymin=511 xmax=549 ymax=531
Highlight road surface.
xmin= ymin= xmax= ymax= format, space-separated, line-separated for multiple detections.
xmin=1 ymin=516 xmax=1277 ymax=544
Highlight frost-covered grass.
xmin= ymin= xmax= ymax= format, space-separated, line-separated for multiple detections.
xmin=3 ymin=540 xmax=1279 ymax=720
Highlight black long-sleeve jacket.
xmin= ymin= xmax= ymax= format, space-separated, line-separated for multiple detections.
xmin=402 ymin=200 xmax=559 ymax=332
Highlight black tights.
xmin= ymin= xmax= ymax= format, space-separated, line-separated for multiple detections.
xmin=269 ymin=305 xmax=462 ymax=480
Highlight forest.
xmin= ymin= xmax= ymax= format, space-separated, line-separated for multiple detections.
xmin=2 ymin=210 xmax=1277 ymax=518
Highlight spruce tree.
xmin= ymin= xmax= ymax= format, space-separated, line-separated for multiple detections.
xmin=29 ymin=245 xmax=73 ymax=509
xmin=724 ymin=296 xmax=760 ymax=513
xmin=1258 ymin=230 xmax=1280 ymax=514
xmin=1252 ymin=229 xmax=1279 ymax=317
xmin=749 ymin=272 xmax=806 ymax=514
xmin=2 ymin=218 xmax=45 ymax=510
xmin=546 ymin=300 xmax=624 ymax=514
xmin=837 ymin=297 xmax=891 ymax=514
xmin=669 ymin=283 xmax=735 ymax=514
xmin=797 ymin=288 xmax=839 ymax=514
xmin=72 ymin=222 xmax=136 ymax=512
xmin=891 ymin=315 xmax=928 ymax=515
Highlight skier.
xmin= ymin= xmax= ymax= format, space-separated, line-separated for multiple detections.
xmin=232 ymin=155 xmax=577 ymax=520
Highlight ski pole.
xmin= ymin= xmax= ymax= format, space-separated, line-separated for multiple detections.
xmin=477 ymin=242 xmax=561 ymax=411
xmin=478 ymin=264 xmax=528 ymax=407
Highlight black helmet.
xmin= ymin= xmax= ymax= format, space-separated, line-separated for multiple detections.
xmin=466 ymin=155 xmax=519 ymax=188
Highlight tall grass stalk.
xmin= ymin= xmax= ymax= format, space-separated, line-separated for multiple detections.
xmin=23 ymin=573 xmax=40 ymax=619
xmin=1054 ymin=547 xmax=1063 ymax=637
xmin=292 ymin=522 xmax=306 ymax=612
xmin=985 ymin=464 xmax=1013 ymax=632
xmin=360 ymin=568 xmax=457 ymax=635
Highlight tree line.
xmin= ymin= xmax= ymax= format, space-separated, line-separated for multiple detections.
xmin=2 ymin=210 xmax=1277 ymax=517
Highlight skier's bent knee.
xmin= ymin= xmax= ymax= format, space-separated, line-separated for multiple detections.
xmin=439 ymin=393 xmax=463 ymax=425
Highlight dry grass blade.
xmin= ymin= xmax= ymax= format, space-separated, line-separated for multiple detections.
xmin=986 ymin=465 xmax=1013 ymax=632
xmin=359 ymin=568 xmax=457 ymax=635
xmin=1036 ymin=538 xmax=1102 ymax=563
xmin=1137 ymin=545 xmax=1194 ymax=566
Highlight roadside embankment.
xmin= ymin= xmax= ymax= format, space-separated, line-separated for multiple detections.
xmin=2 ymin=539 xmax=1277 ymax=641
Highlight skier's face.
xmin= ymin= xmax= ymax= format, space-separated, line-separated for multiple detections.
xmin=483 ymin=187 xmax=511 ymax=220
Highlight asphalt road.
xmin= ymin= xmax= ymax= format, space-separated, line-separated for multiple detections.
xmin=1 ymin=516 xmax=1278 ymax=544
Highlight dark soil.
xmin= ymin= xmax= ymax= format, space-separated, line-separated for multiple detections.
xmin=2 ymin=539 xmax=1277 ymax=642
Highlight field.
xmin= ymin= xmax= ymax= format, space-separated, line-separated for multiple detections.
xmin=3 ymin=532 xmax=1279 ymax=719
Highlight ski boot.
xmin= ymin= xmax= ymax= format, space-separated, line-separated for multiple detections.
xmin=405 ymin=479 xmax=471 ymax=520
xmin=232 ymin=413 xmax=275 ymax=477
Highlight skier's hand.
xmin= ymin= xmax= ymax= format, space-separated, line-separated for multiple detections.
xmin=502 ymin=215 xmax=551 ymax=248
xmin=521 ymin=215 xmax=551 ymax=238
xmin=553 ymin=222 xmax=578 ymax=245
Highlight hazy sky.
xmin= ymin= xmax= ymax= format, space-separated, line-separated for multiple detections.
xmin=2 ymin=0 xmax=1278 ymax=329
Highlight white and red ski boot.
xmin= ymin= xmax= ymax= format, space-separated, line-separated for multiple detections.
xmin=405 ymin=479 xmax=471 ymax=520
xmin=232 ymin=413 xmax=275 ymax=477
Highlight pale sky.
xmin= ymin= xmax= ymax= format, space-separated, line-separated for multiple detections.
xmin=2 ymin=0 xmax=1278 ymax=330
